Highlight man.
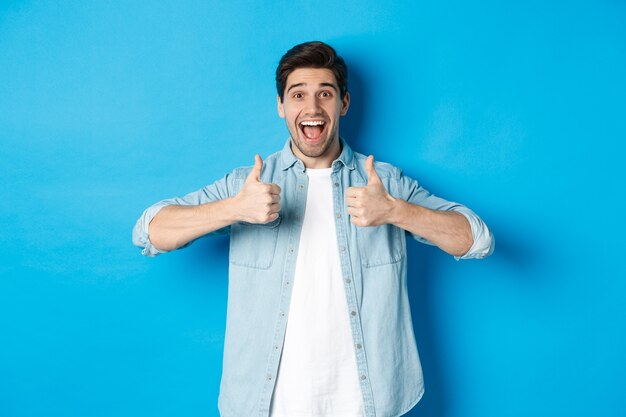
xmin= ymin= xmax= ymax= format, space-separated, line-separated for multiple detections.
xmin=133 ymin=41 xmax=493 ymax=417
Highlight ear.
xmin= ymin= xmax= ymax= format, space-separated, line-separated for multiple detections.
xmin=340 ymin=92 xmax=350 ymax=116
xmin=277 ymin=95 xmax=285 ymax=118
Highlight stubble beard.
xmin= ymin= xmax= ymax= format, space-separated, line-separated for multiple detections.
xmin=290 ymin=125 xmax=339 ymax=159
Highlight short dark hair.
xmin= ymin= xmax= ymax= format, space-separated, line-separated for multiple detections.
xmin=276 ymin=41 xmax=348 ymax=102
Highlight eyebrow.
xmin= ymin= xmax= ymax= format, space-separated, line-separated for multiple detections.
xmin=286 ymin=82 xmax=338 ymax=93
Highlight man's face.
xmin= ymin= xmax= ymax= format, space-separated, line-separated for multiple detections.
xmin=278 ymin=68 xmax=350 ymax=167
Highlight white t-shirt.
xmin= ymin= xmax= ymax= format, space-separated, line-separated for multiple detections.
xmin=269 ymin=168 xmax=364 ymax=417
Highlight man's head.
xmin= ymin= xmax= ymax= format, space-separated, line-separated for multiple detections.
xmin=276 ymin=41 xmax=350 ymax=168
xmin=276 ymin=41 xmax=348 ymax=103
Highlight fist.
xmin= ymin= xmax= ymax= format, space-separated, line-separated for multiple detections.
xmin=234 ymin=155 xmax=281 ymax=224
xmin=345 ymin=155 xmax=395 ymax=227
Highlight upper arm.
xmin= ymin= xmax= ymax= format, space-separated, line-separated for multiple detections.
xmin=132 ymin=171 xmax=241 ymax=256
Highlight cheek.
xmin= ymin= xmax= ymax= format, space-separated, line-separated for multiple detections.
xmin=327 ymin=103 xmax=342 ymax=117
xmin=285 ymin=113 xmax=299 ymax=132
xmin=287 ymin=111 xmax=300 ymax=125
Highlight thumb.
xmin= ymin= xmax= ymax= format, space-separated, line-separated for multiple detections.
xmin=366 ymin=155 xmax=381 ymax=185
xmin=246 ymin=154 xmax=263 ymax=183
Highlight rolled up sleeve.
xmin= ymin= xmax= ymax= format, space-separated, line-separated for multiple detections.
xmin=132 ymin=202 xmax=172 ymax=257
xmin=451 ymin=206 xmax=494 ymax=260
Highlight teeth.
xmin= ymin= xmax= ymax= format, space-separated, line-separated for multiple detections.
xmin=300 ymin=120 xmax=325 ymax=126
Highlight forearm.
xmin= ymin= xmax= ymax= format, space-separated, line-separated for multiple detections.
xmin=389 ymin=199 xmax=473 ymax=257
xmin=149 ymin=198 xmax=239 ymax=251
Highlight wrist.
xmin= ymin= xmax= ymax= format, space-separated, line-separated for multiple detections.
xmin=385 ymin=194 xmax=401 ymax=225
xmin=216 ymin=197 xmax=243 ymax=224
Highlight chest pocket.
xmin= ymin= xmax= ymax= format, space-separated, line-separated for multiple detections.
xmin=356 ymin=223 xmax=404 ymax=267
xmin=229 ymin=217 xmax=281 ymax=269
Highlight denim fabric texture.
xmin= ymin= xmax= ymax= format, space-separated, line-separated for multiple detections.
xmin=133 ymin=138 xmax=494 ymax=417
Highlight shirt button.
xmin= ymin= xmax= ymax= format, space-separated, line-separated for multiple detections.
xmin=360 ymin=375 xmax=367 ymax=380
xmin=335 ymin=213 xmax=341 ymax=218
xmin=299 ymin=184 xmax=304 ymax=189
xmin=267 ymin=374 xmax=272 ymax=380
xmin=345 ymin=278 xmax=351 ymax=284
xmin=334 ymin=182 xmax=339 ymax=187
xmin=356 ymin=343 xmax=362 ymax=349
xmin=289 ymin=248 xmax=294 ymax=253
xmin=339 ymin=246 xmax=345 ymax=252
xmin=351 ymin=310 xmax=357 ymax=317
xmin=285 ymin=281 xmax=290 ymax=286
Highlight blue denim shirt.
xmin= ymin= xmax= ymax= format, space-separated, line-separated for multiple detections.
xmin=133 ymin=139 xmax=494 ymax=417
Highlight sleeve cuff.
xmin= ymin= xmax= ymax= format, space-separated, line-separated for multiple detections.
xmin=140 ymin=239 xmax=168 ymax=257
xmin=454 ymin=209 xmax=495 ymax=261
xmin=132 ymin=203 xmax=170 ymax=257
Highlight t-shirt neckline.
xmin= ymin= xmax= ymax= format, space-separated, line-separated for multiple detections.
xmin=305 ymin=167 xmax=333 ymax=177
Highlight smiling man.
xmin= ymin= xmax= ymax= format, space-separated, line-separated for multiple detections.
xmin=278 ymin=67 xmax=349 ymax=168
xmin=133 ymin=41 xmax=494 ymax=417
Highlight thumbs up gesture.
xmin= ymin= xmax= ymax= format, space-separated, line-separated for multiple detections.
xmin=345 ymin=155 xmax=396 ymax=227
xmin=233 ymin=155 xmax=282 ymax=224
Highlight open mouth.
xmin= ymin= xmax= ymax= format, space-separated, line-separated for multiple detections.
xmin=299 ymin=120 xmax=326 ymax=142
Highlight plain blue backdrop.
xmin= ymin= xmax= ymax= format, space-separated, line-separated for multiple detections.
xmin=1 ymin=1 xmax=625 ymax=416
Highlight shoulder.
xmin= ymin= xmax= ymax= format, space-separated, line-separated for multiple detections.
xmin=229 ymin=148 xmax=284 ymax=182
xmin=351 ymin=150 xmax=403 ymax=180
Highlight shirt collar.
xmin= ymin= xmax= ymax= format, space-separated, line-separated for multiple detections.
xmin=280 ymin=137 xmax=356 ymax=171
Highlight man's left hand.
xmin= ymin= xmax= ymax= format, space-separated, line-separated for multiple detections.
xmin=345 ymin=155 xmax=397 ymax=227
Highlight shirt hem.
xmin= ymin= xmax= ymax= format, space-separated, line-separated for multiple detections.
xmin=392 ymin=387 xmax=425 ymax=417
xmin=219 ymin=388 xmax=425 ymax=417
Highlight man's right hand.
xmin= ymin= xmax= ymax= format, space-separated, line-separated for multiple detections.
xmin=233 ymin=154 xmax=281 ymax=224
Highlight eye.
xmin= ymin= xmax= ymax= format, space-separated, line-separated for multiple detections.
xmin=293 ymin=92 xmax=304 ymax=99
xmin=319 ymin=91 xmax=333 ymax=98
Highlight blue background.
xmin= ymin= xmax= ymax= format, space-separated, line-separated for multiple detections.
xmin=1 ymin=1 xmax=625 ymax=416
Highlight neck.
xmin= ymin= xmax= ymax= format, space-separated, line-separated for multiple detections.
xmin=292 ymin=136 xmax=342 ymax=169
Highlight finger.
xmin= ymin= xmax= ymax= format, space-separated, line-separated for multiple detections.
xmin=246 ymin=154 xmax=263 ymax=183
xmin=366 ymin=155 xmax=381 ymax=185
xmin=350 ymin=216 xmax=365 ymax=227
xmin=261 ymin=193 xmax=277 ymax=204
xmin=345 ymin=199 xmax=361 ymax=208
xmin=345 ymin=186 xmax=363 ymax=198
xmin=269 ymin=203 xmax=281 ymax=214
xmin=268 ymin=183 xmax=281 ymax=195
xmin=260 ymin=212 xmax=279 ymax=224
xmin=346 ymin=206 xmax=360 ymax=217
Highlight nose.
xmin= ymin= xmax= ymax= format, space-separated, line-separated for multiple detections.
xmin=304 ymin=95 xmax=322 ymax=114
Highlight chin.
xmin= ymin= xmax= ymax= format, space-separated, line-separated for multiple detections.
xmin=295 ymin=134 xmax=334 ymax=157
